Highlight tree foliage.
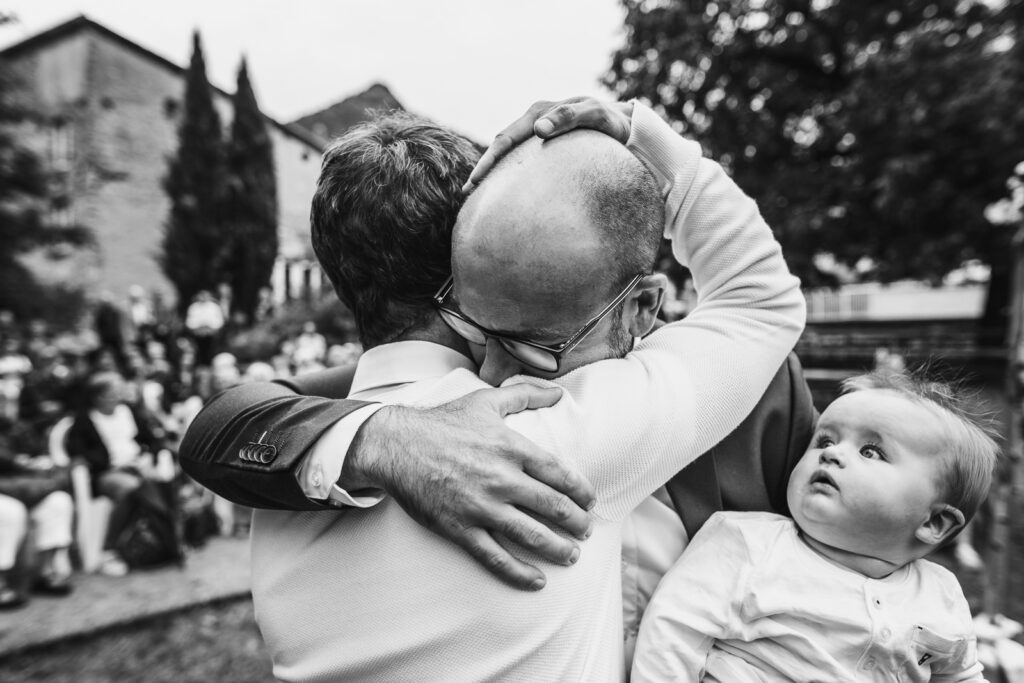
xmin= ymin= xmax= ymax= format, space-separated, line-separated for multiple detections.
xmin=606 ymin=0 xmax=1024 ymax=287
xmin=0 ymin=15 xmax=91 ymax=320
xmin=162 ymin=31 xmax=228 ymax=315
xmin=222 ymin=58 xmax=278 ymax=324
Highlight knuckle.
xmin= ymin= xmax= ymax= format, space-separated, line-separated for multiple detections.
xmin=592 ymin=107 xmax=612 ymax=129
xmin=522 ymin=528 xmax=546 ymax=550
xmin=528 ymin=100 xmax=553 ymax=115
xmin=502 ymin=518 xmax=538 ymax=547
xmin=548 ymin=494 xmax=573 ymax=522
xmin=549 ymin=103 xmax=573 ymax=124
xmin=500 ymin=434 xmax=524 ymax=461
xmin=499 ymin=517 xmax=524 ymax=539
xmin=560 ymin=467 xmax=578 ymax=492
xmin=482 ymin=550 xmax=510 ymax=573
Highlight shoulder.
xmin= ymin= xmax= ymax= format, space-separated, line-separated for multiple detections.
xmin=911 ymin=558 xmax=971 ymax=598
xmin=908 ymin=558 xmax=975 ymax=624
xmin=400 ymin=368 xmax=489 ymax=408
xmin=697 ymin=511 xmax=793 ymax=552
xmin=706 ymin=510 xmax=792 ymax=533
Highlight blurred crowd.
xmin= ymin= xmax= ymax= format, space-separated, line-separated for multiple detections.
xmin=0 ymin=285 xmax=361 ymax=610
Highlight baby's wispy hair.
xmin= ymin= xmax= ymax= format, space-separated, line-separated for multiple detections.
xmin=841 ymin=366 xmax=999 ymax=528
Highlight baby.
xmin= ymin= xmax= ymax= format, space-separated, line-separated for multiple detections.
xmin=632 ymin=370 xmax=997 ymax=682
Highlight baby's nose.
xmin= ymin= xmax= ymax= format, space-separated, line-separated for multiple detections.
xmin=818 ymin=447 xmax=844 ymax=467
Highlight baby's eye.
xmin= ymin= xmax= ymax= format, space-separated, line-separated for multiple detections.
xmin=815 ymin=435 xmax=834 ymax=449
xmin=861 ymin=445 xmax=885 ymax=460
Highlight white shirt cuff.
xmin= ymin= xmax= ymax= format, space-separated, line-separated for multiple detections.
xmin=296 ymin=403 xmax=386 ymax=507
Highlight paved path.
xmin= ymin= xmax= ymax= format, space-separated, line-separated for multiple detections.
xmin=0 ymin=536 xmax=251 ymax=658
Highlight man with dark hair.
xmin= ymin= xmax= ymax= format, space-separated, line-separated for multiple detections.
xmin=183 ymin=114 xmax=600 ymax=575
xmin=183 ymin=101 xmax=808 ymax=680
xmin=312 ymin=113 xmax=480 ymax=348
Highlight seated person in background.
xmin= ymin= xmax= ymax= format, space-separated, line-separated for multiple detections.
xmin=66 ymin=371 xmax=173 ymax=576
xmin=633 ymin=369 xmax=996 ymax=682
xmin=0 ymin=492 xmax=74 ymax=608
xmin=0 ymin=425 xmax=74 ymax=608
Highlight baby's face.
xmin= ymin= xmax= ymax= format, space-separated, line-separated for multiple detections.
xmin=787 ymin=389 xmax=948 ymax=563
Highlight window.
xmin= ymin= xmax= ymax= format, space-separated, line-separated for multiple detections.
xmin=48 ymin=119 xmax=74 ymax=172
xmin=164 ymin=97 xmax=179 ymax=118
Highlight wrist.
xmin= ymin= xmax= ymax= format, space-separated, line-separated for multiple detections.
xmin=341 ymin=405 xmax=401 ymax=491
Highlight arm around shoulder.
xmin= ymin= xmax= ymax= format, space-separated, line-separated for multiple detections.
xmin=178 ymin=381 xmax=373 ymax=510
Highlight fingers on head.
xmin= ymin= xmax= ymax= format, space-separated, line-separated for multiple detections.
xmin=527 ymin=99 xmax=556 ymax=117
xmin=543 ymin=102 xmax=580 ymax=132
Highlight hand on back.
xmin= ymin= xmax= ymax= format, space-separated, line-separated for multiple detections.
xmin=350 ymin=383 xmax=596 ymax=591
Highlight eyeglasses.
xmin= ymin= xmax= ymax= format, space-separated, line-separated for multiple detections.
xmin=433 ymin=272 xmax=645 ymax=373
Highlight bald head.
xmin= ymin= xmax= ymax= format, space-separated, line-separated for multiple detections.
xmin=448 ymin=131 xmax=665 ymax=382
xmin=454 ymin=130 xmax=662 ymax=303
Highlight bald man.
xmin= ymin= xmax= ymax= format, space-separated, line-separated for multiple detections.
xmin=246 ymin=103 xmax=804 ymax=681
xmin=450 ymin=132 xmax=663 ymax=385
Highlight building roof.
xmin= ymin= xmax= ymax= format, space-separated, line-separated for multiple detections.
xmin=292 ymin=82 xmax=483 ymax=149
xmin=0 ymin=14 xmax=327 ymax=151
xmin=291 ymin=82 xmax=404 ymax=140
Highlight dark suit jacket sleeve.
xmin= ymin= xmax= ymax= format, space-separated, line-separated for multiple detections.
xmin=666 ymin=352 xmax=819 ymax=538
xmin=178 ymin=367 xmax=370 ymax=510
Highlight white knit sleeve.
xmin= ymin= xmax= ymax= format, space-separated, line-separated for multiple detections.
xmin=505 ymin=103 xmax=806 ymax=520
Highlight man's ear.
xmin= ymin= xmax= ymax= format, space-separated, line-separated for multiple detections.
xmin=626 ymin=273 xmax=668 ymax=338
xmin=915 ymin=504 xmax=966 ymax=547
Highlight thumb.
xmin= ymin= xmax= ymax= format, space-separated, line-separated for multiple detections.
xmin=478 ymin=383 xmax=563 ymax=417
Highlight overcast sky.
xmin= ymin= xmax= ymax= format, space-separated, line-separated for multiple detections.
xmin=0 ymin=0 xmax=626 ymax=141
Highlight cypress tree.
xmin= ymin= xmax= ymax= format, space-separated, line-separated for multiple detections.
xmin=223 ymin=57 xmax=278 ymax=324
xmin=162 ymin=30 xmax=227 ymax=316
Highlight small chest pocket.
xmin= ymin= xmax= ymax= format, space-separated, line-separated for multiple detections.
xmin=907 ymin=625 xmax=965 ymax=673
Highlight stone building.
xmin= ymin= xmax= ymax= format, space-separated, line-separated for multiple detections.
xmin=0 ymin=15 xmax=329 ymax=307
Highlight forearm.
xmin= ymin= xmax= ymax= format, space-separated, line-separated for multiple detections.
xmin=178 ymin=382 xmax=373 ymax=510
xmin=509 ymin=106 xmax=804 ymax=518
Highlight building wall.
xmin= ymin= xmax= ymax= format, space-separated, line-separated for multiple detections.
xmin=7 ymin=24 xmax=323 ymax=307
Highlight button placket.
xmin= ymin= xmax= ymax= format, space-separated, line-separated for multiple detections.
xmin=863 ymin=589 xmax=890 ymax=676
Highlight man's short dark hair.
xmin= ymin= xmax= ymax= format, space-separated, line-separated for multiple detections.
xmin=310 ymin=112 xmax=480 ymax=348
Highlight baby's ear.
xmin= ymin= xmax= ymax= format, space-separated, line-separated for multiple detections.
xmin=915 ymin=504 xmax=966 ymax=547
